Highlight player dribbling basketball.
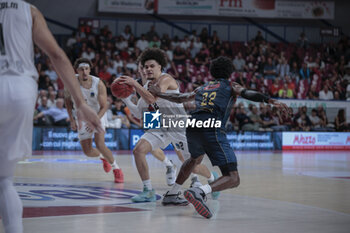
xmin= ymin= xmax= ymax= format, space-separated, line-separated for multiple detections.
xmin=65 ymin=58 xmax=124 ymax=183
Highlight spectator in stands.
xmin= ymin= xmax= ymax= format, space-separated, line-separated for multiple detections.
xmin=309 ymin=108 xmax=323 ymax=131
xmin=107 ymin=99 xmax=130 ymax=128
xmin=47 ymin=90 xmax=57 ymax=108
xmin=180 ymin=35 xmax=191 ymax=50
xmin=194 ymin=48 xmax=209 ymax=67
xmin=82 ymin=47 xmax=95 ymax=60
xmin=173 ymin=45 xmax=186 ymax=66
xmin=160 ymin=33 xmax=171 ymax=49
xmin=308 ymin=85 xmax=319 ymax=99
xmin=149 ymin=35 xmax=161 ymax=48
xmin=343 ymin=63 xmax=350 ymax=83
xmin=278 ymin=82 xmax=294 ymax=99
xmin=188 ymin=29 xmax=197 ymax=41
xmin=98 ymin=64 xmax=112 ymax=84
xmin=233 ymin=52 xmax=246 ymax=72
xmin=236 ymin=105 xmax=257 ymax=131
xmin=335 ymin=109 xmax=350 ymax=131
xmin=38 ymin=75 xmax=55 ymax=91
xmin=146 ymin=25 xmax=159 ymax=41
xmin=113 ymin=54 xmax=124 ymax=70
xmin=121 ymin=25 xmax=133 ymax=41
xmin=136 ymin=34 xmax=149 ymax=51
xmin=115 ymin=36 xmax=128 ymax=51
xmin=247 ymin=105 xmax=263 ymax=130
xmin=319 ymin=85 xmax=334 ymax=100
xmin=33 ymin=98 xmax=70 ymax=126
xmin=299 ymin=62 xmax=310 ymax=82
xmin=199 ymin=27 xmax=209 ymax=43
xmin=45 ymin=63 xmax=58 ymax=82
xmin=254 ymin=30 xmax=264 ymax=43
xmin=276 ymin=57 xmax=290 ymax=78
xmin=264 ymin=57 xmax=277 ymax=80
xmin=297 ymin=32 xmax=308 ymax=49
xmin=34 ymin=96 xmax=51 ymax=126
xmin=260 ymin=104 xmax=276 ymax=130
xmin=269 ymin=78 xmax=281 ymax=97
xmin=271 ymin=106 xmax=289 ymax=131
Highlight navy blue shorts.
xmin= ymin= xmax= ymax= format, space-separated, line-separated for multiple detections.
xmin=186 ymin=127 xmax=237 ymax=168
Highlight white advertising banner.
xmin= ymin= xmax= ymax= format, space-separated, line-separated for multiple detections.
xmin=275 ymin=0 xmax=334 ymax=19
xmin=283 ymin=132 xmax=350 ymax=150
xmin=158 ymin=0 xmax=217 ymax=15
xmin=218 ymin=0 xmax=276 ymax=18
xmin=98 ymin=0 xmax=154 ymax=14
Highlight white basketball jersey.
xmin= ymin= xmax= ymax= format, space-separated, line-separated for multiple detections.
xmin=77 ymin=75 xmax=101 ymax=113
xmin=145 ymin=77 xmax=188 ymax=118
xmin=0 ymin=0 xmax=38 ymax=80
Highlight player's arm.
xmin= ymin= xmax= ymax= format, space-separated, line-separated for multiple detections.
xmin=232 ymin=82 xmax=290 ymax=116
xmin=148 ymin=85 xmax=197 ymax=103
xmin=97 ymin=81 xmax=109 ymax=118
xmin=118 ymin=75 xmax=159 ymax=104
xmin=64 ymin=89 xmax=77 ymax=130
xmin=30 ymin=6 xmax=102 ymax=132
xmin=121 ymin=96 xmax=143 ymax=119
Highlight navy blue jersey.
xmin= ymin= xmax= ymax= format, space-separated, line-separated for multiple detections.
xmin=191 ymin=79 xmax=236 ymax=127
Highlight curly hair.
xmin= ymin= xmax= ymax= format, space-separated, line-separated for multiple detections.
xmin=139 ymin=48 xmax=167 ymax=70
xmin=73 ymin=58 xmax=93 ymax=70
xmin=210 ymin=56 xmax=233 ymax=80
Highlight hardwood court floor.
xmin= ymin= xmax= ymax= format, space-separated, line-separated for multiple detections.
xmin=1 ymin=150 xmax=349 ymax=233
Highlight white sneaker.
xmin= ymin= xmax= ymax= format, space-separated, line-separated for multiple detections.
xmin=166 ymin=160 xmax=177 ymax=186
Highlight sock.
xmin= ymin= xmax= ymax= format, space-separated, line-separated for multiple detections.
xmin=163 ymin=157 xmax=173 ymax=167
xmin=0 ymin=177 xmax=23 ymax=233
xmin=111 ymin=160 xmax=120 ymax=169
xmin=168 ymin=183 xmax=182 ymax=195
xmin=142 ymin=179 xmax=152 ymax=190
xmin=199 ymin=184 xmax=212 ymax=195
xmin=191 ymin=174 xmax=198 ymax=179
xmin=207 ymin=172 xmax=215 ymax=183
xmin=99 ymin=154 xmax=104 ymax=159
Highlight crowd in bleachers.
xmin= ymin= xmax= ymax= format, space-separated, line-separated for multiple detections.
xmin=33 ymin=24 xmax=350 ymax=131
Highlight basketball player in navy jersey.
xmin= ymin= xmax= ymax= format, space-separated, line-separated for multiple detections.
xmin=0 ymin=1 xmax=102 ymax=232
xmin=150 ymin=56 xmax=290 ymax=218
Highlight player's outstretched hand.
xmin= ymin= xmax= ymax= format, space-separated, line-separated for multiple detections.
xmin=148 ymin=84 xmax=161 ymax=96
xmin=270 ymin=99 xmax=292 ymax=117
xmin=76 ymin=103 xmax=104 ymax=133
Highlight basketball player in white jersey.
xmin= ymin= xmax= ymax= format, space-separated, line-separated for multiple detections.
xmin=65 ymin=58 xmax=124 ymax=183
xmin=119 ymin=48 xmax=217 ymax=204
xmin=0 ymin=1 xmax=102 ymax=233
xmin=130 ymin=60 xmax=202 ymax=187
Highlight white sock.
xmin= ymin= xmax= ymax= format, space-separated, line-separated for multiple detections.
xmin=99 ymin=154 xmax=104 ymax=159
xmin=142 ymin=179 xmax=152 ymax=190
xmin=191 ymin=174 xmax=198 ymax=179
xmin=207 ymin=172 xmax=215 ymax=183
xmin=168 ymin=183 xmax=182 ymax=195
xmin=111 ymin=160 xmax=120 ymax=169
xmin=163 ymin=157 xmax=173 ymax=167
xmin=0 ymin=177 xmax=23 ymax=233
xmin=199 ymin=184 xmax=212 ymax=195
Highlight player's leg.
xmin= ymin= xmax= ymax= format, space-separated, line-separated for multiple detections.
xmin=151 ymin=148 xmax=176 ymax=186
xmin=80 ymin=138 xmax=99 ymax=157
xmin=185 ymin=129 xmax=240 ymax=218
xmin=131 ymin=131 xmax=168 ymax=202
xmin=0 ymin=175 xmax=23 ymax=233
xmin=95 ymin=132 xmax=124 ymax=183
xmin=0 ymin=76 xmax=37 ymax=232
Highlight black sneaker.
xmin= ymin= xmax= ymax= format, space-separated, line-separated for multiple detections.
xmin=162 ymin=191 xmax=189 ymax=206
xmin=184 ymin=187 xmax=212 ymax=219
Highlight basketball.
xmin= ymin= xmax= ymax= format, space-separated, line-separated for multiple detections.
xmin=111 ymin=78 xmax=134 ymax=98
